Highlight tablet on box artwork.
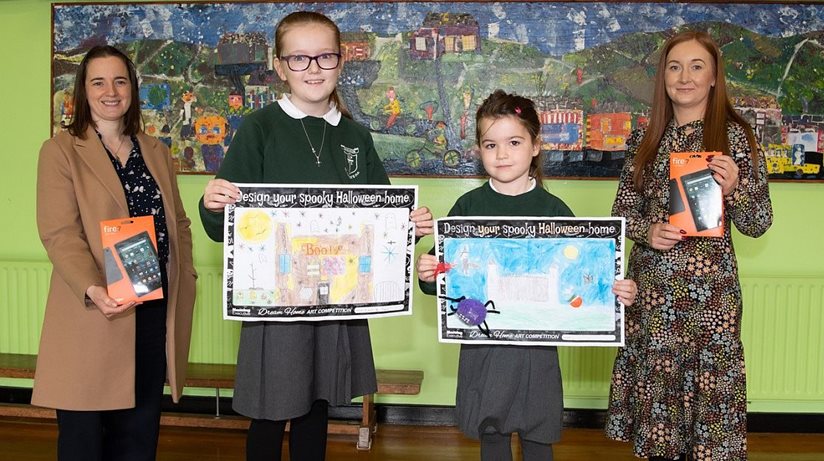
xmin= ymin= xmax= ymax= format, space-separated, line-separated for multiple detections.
xmin=100 ymin=216 xmax=163 ymax=303
xmin=669 ymin=152 xmax=724 ymax=237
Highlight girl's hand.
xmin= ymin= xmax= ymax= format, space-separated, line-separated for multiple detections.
xmin=203 ymin=179 xmax=240 ymax=212
xmin=708 ymin=154 xmax=739 ymax=196
xmin=612 ymin=279 xmax=638 ymax=307
xmin=86 ymin=285 xmax=139 ymax=318
xmin=410 ymin=206 xmax=434 ymax=237
xmin=647 ymin=222 xmax=684 ymax=251
xmin=417 ymin=253 xmax=438 ymax=283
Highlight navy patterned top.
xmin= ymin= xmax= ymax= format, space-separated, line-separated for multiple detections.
xmin=101 ymin=133 xmax=169 ymax=266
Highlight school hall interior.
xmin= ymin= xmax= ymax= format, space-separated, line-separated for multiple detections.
xmin=1 ymin=0 xmax=822 ymax=459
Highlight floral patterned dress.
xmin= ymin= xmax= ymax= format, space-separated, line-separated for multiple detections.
xmin=605 ymin=119 xmax=772 ymax=460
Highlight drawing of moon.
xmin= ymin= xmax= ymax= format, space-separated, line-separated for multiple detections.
xmin=562 ymin=245 xmax=579 ymax=260
xmin=237 ymin=210 xmax=272 ymax=242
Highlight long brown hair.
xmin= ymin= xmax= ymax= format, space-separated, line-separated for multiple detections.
xmin=274 ymin=11 xmax=351 ymax=118
xmin=475 ymin=89 xmax=545 ymax=187
xmin=632 ymin=30 xmax=760 ymax=191
xmin=64 ymin=45 xmax=142 ymax=138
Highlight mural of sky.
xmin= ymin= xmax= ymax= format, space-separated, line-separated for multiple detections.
xmin=53 ymin=2 xmax=824 ymax=57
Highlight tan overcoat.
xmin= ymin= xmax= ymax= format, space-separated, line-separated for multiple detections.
xmin=32 ymin=127 xmax=197 ymax=410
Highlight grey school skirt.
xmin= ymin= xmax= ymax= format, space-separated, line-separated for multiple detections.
xmin=231 ymin=319 xmax=377 ymax=420
xmin=456 ymin=344 xmax=563 ymax=444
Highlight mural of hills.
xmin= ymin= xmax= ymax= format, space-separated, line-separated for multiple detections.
xmin=51 ymin=3 xmax=824 ymax=179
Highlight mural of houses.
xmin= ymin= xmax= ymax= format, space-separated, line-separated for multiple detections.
xmin=736 ymin=94 xmax=783 ymax=147
xmin=539 ymin=109 xmax=584 ymax=151
xmin=245 ymin=85 xmax=277 ymax=111
xmin=409 ymin=12 xmax=481 ymax=60
xmin=341 ymin=32 xmax=371 ymax=61
xmin=215 ymin=32 xmax=270 ymax=108
xmin=586 ymin=113 xmax=632 ymax=151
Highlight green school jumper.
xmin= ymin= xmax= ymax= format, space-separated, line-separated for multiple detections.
xmin=421 ymin=181 xmax=573 ymax=443
xmin=200 ymin=101 xmax=389 ymax=420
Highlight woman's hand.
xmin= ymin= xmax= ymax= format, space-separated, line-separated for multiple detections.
xmin=612 ymin=279 xmax=638 ymax=307
xmin=411 ymin=206 xmax=434 ymax=237
xmin=203 ymin=179 xmax=240 ymax=212
xmin=708 ymin=154 xmax=740 ymax=196
xmin=647 ymin=222 xmax=684 ymax=251
xmin=417 ymin=253 xmax=438 ymax=283
xmin=86 ymin=285 xmax=139 ymax=318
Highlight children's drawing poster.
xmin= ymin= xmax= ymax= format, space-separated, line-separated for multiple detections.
xmin=435 ymin=217 xmax=625 ymax=346
xmin=224 ymin=184 xmax=417 ymax=321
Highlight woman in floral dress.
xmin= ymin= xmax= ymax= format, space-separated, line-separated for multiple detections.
xmin=605 ymin=31 xmax=772 ymax=461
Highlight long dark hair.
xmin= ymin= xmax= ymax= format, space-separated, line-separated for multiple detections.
xmin=274 ymin=11 xmax=351 ymax=118
xmin=632 ymin=30 xmax=760 ymax=191
xmin=475 ymin=89 xmax=545 ymax=187
xmin=64 ymin=45 xmax=142 ymax=138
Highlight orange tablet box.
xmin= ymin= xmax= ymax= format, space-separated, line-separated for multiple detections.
xmin=100 ymin=216 xmax=164 ymax=303
xmin=669 ymin=152 xmax=724 ymax=237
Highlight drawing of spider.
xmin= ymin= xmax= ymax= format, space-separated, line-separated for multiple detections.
xmin=441 ymin=295 xmax=500 ymax=338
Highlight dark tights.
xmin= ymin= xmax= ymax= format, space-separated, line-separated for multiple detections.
xmin=246 ymin=400 xmax=329 ymax=461
xmin=480 ymin=432 xmax=554 ymax=461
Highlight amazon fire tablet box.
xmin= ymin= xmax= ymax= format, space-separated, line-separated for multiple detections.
xmin=100 ymin=216 xmax=164 ymax=303
xmin=669 ymin=152 xmax=724 ymax=237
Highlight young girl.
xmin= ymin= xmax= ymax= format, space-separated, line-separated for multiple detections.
xmin=200 ymin=11 xmax=432 ymax=461
xmin=417 ymin=90 xmax=637 ymax=461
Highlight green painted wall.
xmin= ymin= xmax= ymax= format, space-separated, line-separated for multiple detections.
xmin=2 ymin=0 xmax=823 ymax=412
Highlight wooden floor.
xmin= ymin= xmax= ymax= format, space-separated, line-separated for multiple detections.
xmin=2 ymin=418 xmax=823 ymax=460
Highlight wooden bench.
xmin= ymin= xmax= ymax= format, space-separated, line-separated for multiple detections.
xmin=0 ymin=353 xmax=422 ymax=450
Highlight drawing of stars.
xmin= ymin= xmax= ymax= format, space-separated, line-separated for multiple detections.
xmin=382 ymin=245 xmax=396 ymax=263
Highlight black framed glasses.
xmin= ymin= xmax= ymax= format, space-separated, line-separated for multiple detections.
xmin=279 ymin=53 xmax=341 ymax=72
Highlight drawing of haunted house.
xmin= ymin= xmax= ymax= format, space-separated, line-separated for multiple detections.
xmin=486 ymin=259 xmax=560 ymax=304
xmin=408 ymin=12 xmax=481 ymax=60
xmin=273 ymin=222 xmax=374 ymax=305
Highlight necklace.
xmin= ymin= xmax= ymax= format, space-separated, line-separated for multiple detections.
xmin=105 ymin=135 xmax=126 ymax=155
xmin=101 ymin=134 xmax=129 ymax=166
xmin=299 ymin=119 xmax=326 ymax=166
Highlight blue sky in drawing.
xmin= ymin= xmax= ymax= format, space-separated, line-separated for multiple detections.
xmin=442 ymin=238 xmax=615 ymax=306
xmin=53 ymin=2 xmax=824 ymax=57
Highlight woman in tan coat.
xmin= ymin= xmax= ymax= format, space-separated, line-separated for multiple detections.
xmin=33 ymin=45 xmax=197 ymax=461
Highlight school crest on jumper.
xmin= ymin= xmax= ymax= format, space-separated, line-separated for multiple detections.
xmin=341 ymin=144 xmax=360 ymax=179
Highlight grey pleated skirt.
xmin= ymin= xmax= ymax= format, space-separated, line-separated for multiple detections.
xmin=456 ymin=344 xmax=563 ymax=444
xmin=231 ymin=319 xmax=377 ymax=421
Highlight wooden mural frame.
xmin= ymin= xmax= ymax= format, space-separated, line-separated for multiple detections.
xmin=51 ymin=1 xmax=824 ymax=181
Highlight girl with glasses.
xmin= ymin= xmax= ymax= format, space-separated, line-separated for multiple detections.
xmin=199 ymin=11 xmax=433 ymax=461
